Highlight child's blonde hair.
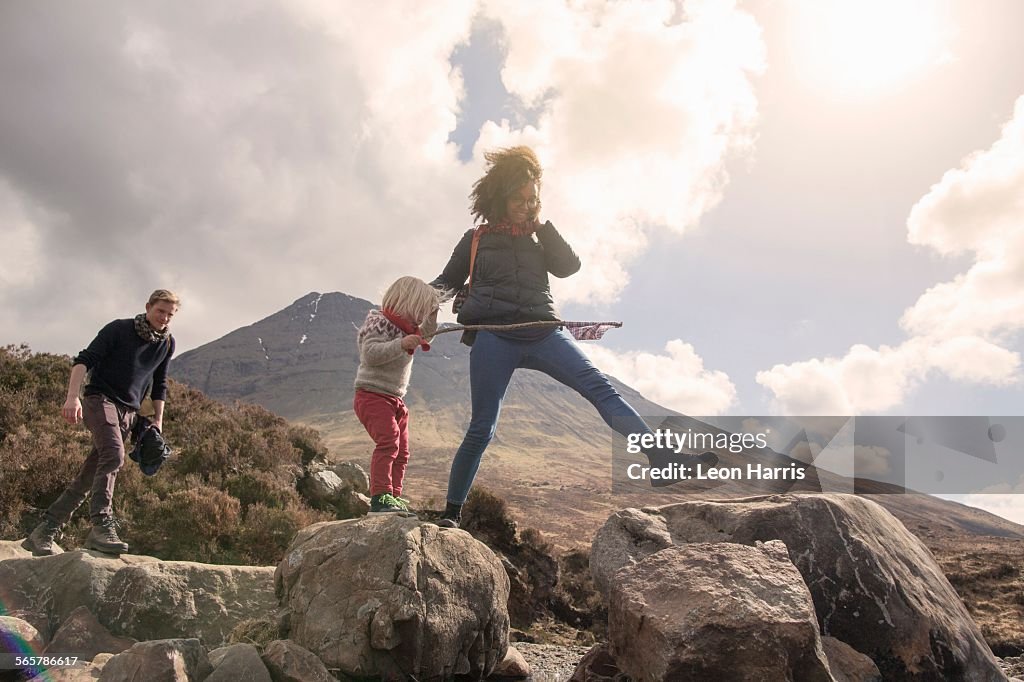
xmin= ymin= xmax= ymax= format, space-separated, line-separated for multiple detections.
xmin=382 ymin=276 xmax=439 ymax=325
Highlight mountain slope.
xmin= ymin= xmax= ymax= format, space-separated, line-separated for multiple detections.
xmin=172 ymin=292 xmax=1024 ymax=544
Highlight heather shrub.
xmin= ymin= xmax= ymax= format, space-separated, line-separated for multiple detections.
xmin=462 ymin=486 xmax=518 ymax=551
xmin=288 ymin=424 xmax=329 ymax=464
xmin=0 ymin=345 xmax=336 ymax=565
xmin=551 ymin=547 xmax=607 ymax=635
xmin=0 ymin=346 xmax=92 ymax=532
xmin=237 ymin=502 xmax=329 ymax=565
xmin=225 ymin=470 xmax=302 ymax=510
xmin=166 ymin=390 xmax=303 ymax=485
xmin=128 ymin=484 xmax=242 ymax=562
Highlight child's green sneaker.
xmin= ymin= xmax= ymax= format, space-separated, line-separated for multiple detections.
xmin=393 ymin=495 xmax=412 ymax=512
xmin=369 ymin=493 xmax=417 ymax=517
xmin=370 ymin=493 xmax=403 ymax=513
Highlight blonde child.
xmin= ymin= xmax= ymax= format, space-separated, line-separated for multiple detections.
xmin=354 ymin=276 xmax=439 ymax=514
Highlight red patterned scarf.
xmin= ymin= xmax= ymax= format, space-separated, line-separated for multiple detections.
xmin=382 ymin=309 xmax=431 ymax=355
xmin=480 ymin=219 xmax=539 ymax=237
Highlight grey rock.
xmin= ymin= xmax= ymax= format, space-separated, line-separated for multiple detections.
xmin=206 ymin=643 xmax=272 ymax=682
xmin=568 ymin=643 xmax=624 ymax=682
xmin=0 ymin=550 xmax=159 ymax=639
xmin=44 ymin=606 xmax=136 ymax=660
xmin=0 ymin=615 xmax=44 ymax=654
xmin=1 ymin=538 xmax=39 ymax=561
xmin=27 ymin=666 xmax=101 ymax=681
xmin=299 ymin=468 xmax=345 ymax=508
xmin=261 ymin=639 xmax=334 ymax=682
xmin=95 ymin=560 xmax=277 ymax=646
xmin=491 ymin=644 xmax=530 ymax=678
xmin=609 ymin=542 xmax=833 ymax=681
xmin=590 ymin=506 xmax=672 ymax=599
xmin=821 ymin=636 xmax=881 ymax=682
xmin=97 ymin=638 xmax=211 ymax=682
xmin=275 ymin=515 xmax=510 ymax=679
xmin=331 ymin=461 xmax=369 ymax=495
xmin=592 ymin=493 xmax=1005 ymax=681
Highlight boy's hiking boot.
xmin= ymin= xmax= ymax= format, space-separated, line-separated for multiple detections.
xmin=436 ymin=502 xmax=462 ymax=529
xmin=85 ymin=518 xmax=129 ymax=554
xmin=370 ymin=493 xmax=416 ymax=517
xmin=22 ymin=519 xmax=63 ymax=556
xmin=393 ymin=496 xmax=412 ymax=512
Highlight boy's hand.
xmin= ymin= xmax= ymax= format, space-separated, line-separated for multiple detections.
xmin=62 ymin=397 xmax=83 ymax=425
xmin=401 ymin=335 xmax=423 ymax=351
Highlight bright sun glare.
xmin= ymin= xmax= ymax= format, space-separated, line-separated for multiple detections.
xmin=788 ymin=0 xmax=955 ymax=98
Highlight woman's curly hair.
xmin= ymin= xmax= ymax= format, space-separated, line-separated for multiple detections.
xmin=469 ymin=146 xmax=543 ymax=224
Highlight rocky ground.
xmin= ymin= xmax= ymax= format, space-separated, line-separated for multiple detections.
xmin=519 ymin=644 xmax=1024 ymax=681
xmin=925 ymin=534 xmax=1024 ymax=656
xmin=1001 ymin=655 xmax=1024 ymax=678
xmin=515 ymin=643 xmax=593 ymax=681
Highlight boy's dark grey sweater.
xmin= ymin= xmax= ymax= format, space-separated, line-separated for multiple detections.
xmin=73 ymin=319 xmax=175 ymax=410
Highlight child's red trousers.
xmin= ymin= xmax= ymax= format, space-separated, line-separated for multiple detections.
xmin=354 ymin=388 xmax=410 ymax=497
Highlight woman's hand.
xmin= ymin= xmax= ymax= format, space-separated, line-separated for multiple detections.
xmin=401 ymin=335 xmax=423 ymax=351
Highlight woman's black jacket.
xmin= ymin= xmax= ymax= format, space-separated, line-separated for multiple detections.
xmin=431 ymin=221 xmax=581 ymax=327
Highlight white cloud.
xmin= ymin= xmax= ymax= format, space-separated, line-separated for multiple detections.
xmin=959 ymin=494 xmax=1024 ymax=526
xmin=0 ymin=0 xmax=766 ymax=365
xmin=475 ymin=0 xmax=766 ymax=305
xmin=581 ymin=339 xmax=737 ymax=415
xmin=903 ymin=95 xmax=1024 ymax=341
xmin=757 ymin=335 xmax=1019 ymax=414
xmin=0 ymin=180 xmax=44 ymax=290
xmin=0 ymin=1 xmax=478 ymax=351
xmin=758 ymin=96 xmax=1024 ymax=413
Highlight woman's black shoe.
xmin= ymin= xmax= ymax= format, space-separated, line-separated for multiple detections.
xmin=437 ymin=502 xmax=463 ymax=528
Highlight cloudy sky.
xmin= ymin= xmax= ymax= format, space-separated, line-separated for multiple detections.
xmin=2 ymin=2 xmax=1023 ymax=515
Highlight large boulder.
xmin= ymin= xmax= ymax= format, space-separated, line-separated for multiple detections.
xmin=95 ymin=560 xmax=277 ymax=645
xmin=592 ymin=493 xmax=1004 ymax=681
xmin=609 ymin=541 xmax=833 ymax=681
xmin=0 ymin=550 xmax=276 ymax=647
xmin=0 ymin=551 xmax=158 ymax=638
xmin=276 ymin=516 xmax=510 ymax=680
xmin=590 ymin=506 xmax=672 ymax=600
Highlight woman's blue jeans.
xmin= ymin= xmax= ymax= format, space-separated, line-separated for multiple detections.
xmin=446 ymin=329 xmax=655 ymax=504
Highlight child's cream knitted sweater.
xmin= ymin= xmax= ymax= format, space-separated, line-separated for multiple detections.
xmin=353 ymin=309 xmax=433 ymax=398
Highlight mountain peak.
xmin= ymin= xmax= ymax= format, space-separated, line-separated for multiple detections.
xmin=172 ymin=290 xmax=664 ymax=422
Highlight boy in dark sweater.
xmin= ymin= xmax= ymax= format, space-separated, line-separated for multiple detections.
xmin=22 ymin=289 xmax=179 ymax=555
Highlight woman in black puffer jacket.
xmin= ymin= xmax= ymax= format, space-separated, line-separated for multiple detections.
xmin=431 ymin=146 xmax=713 ymax=528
